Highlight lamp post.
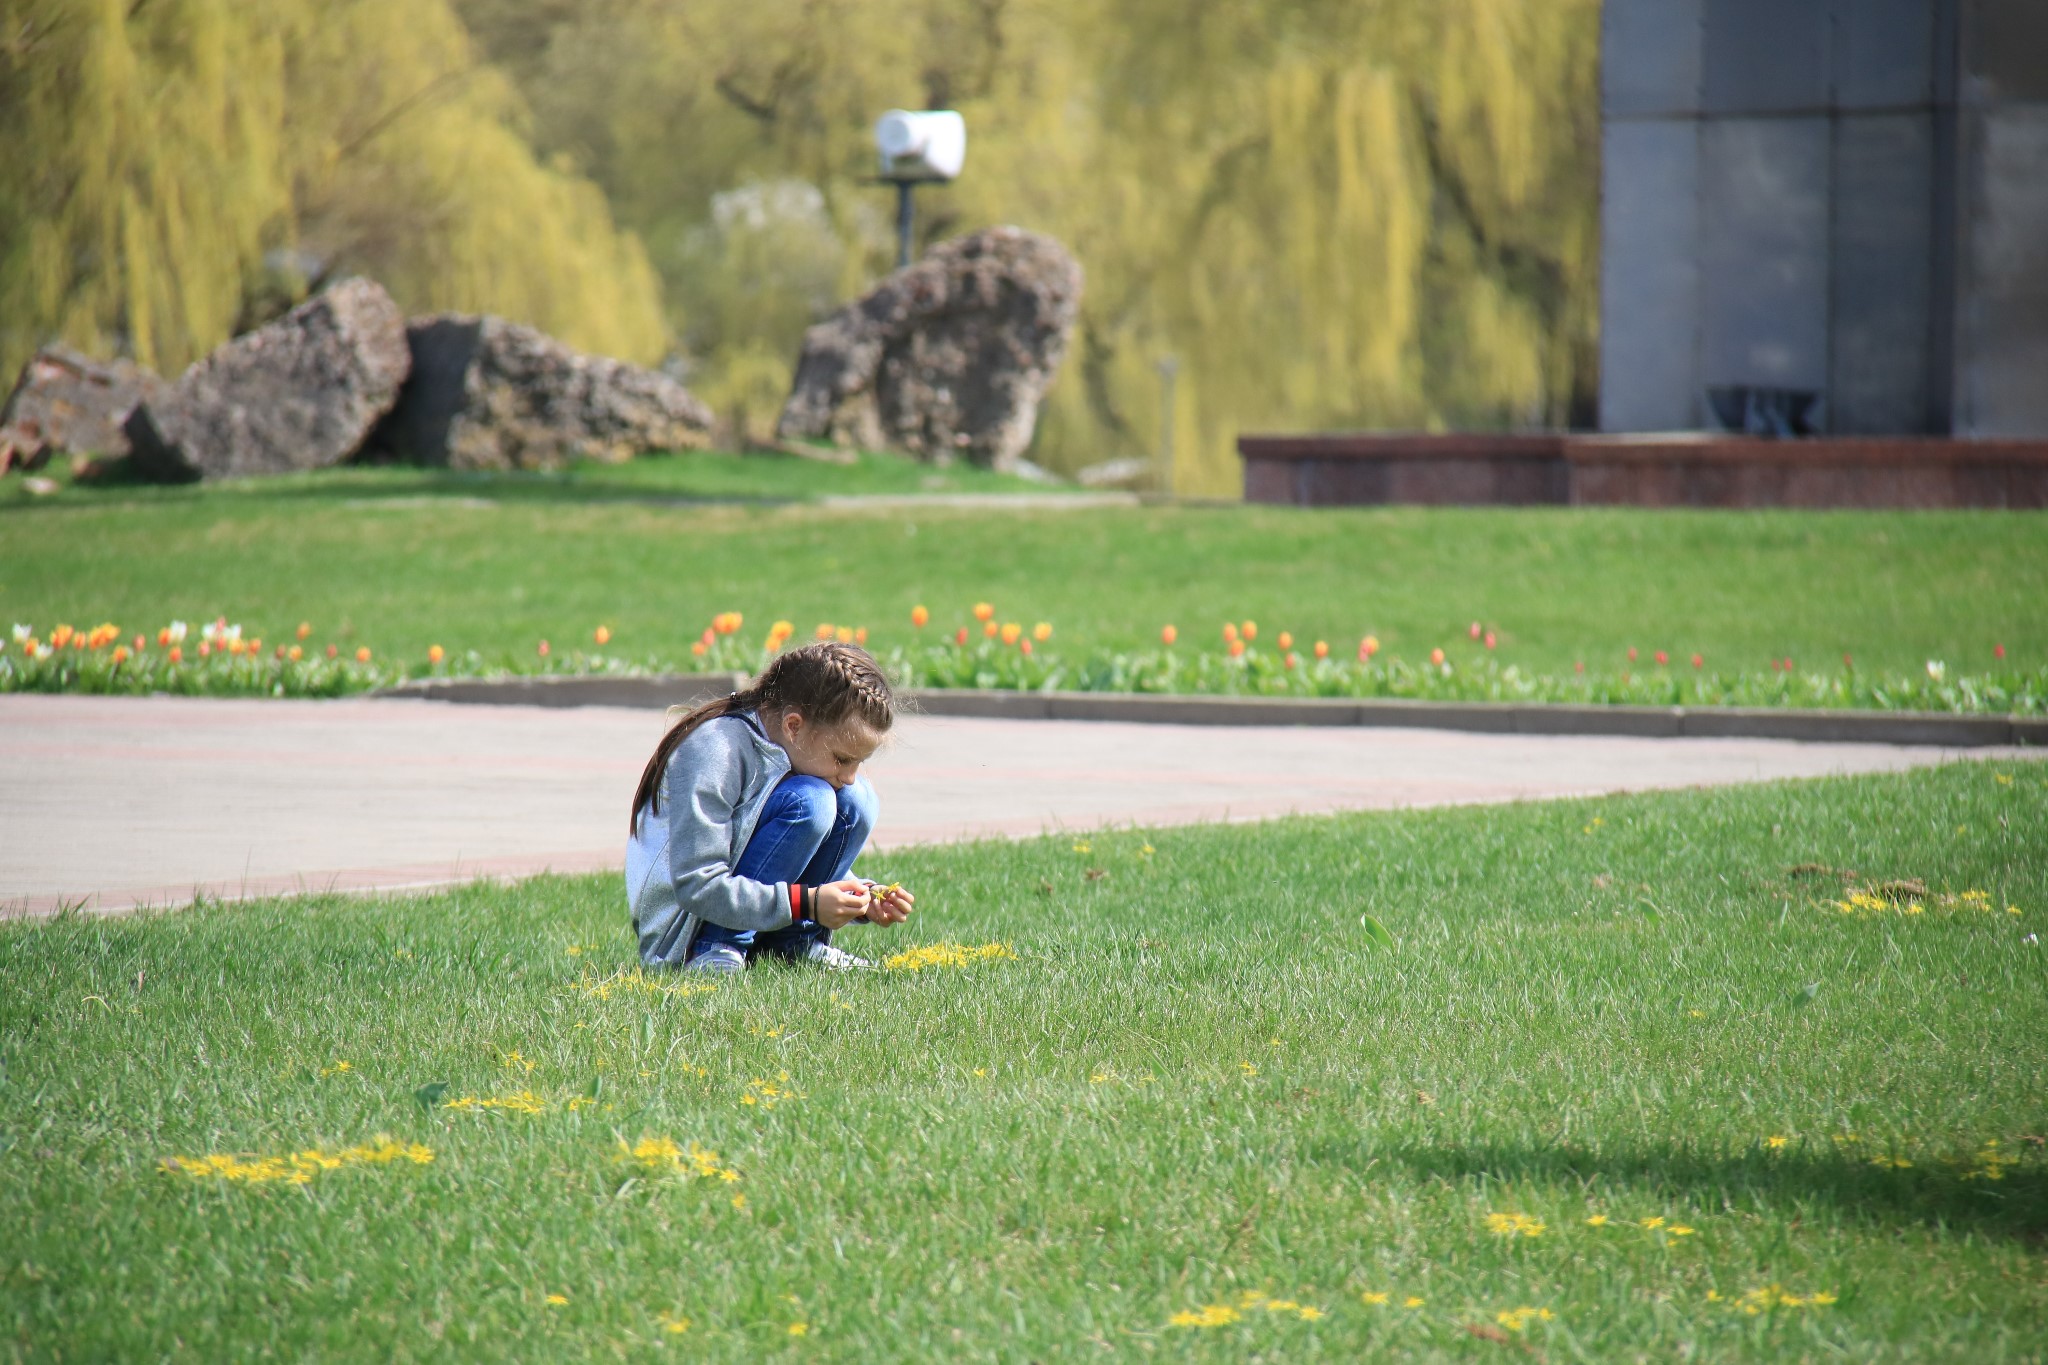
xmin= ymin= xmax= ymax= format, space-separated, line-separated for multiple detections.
xmin=874 ymin=109 xmax=966 ymax=270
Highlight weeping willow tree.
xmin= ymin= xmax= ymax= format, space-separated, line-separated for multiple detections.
xmin=0 ymin=0 xmax=666 ymax=381
xmin=455 ymin=0 xmax=1597 ymax=492
xmin=3 ymin=0 xmax=1596 ymax=492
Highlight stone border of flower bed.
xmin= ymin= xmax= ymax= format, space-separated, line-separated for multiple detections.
xmin=380 ymin=675 xmax=2047 ymax=748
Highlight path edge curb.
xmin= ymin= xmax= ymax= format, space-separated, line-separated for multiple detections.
xmin=375 ymin=675 xmax=2043 ymax=748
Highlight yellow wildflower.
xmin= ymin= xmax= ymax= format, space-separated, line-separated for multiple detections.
xmin=1495 ymin=1307 xmax=1555 ymax=1333
xmin=1766 ymin=1135 xmax=1789 ymax=1149
xmin=660 ymin=1314 xmax=691 ymax=1334
xmin=788 ymin=1323 xmax=808 ymax=1336
xmin=546 ymin=1294 xmax=568 ymax=1307
xmin=1485 ymin=1212 xmax=1546 ymax=1238
xmin=1669 ymin=1225 xmax=1696 ymax=1236
xmin=1168 ymin=1305 xmax=1242 ymax=1329
xmin=1639 ymin=1216 xmax=1665 ymax=1229
xmin=1240 ymin=1062 xmax=1258 ymax=1076
xmin=882 ymin=942 xmax=1016 ymax=972
xmin=1584 ymin=1214 xmax=1609 ymax=1226
xmin=1403 ymin=1297 xmax=1425 ymax=1309
xmin=160 ymin=1135 xmax=433 ymax=1185
xmin=1361 ymin=1292 xmax=1390 ymax=1306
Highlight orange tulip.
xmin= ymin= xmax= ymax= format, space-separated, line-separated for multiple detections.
xmin=168 ymin=646 xmax=182 ymax=663
xmin=984 ymin=621 xmax=998 ymax=638
xmin=297 ymin=622 xmax=312 ymax=640
xmin=911 ymin=605 xmax=929 ymax=627
xmin=157 ymin=628 xmax=171 ymax=646
xmin=1227 ymin=639 xmax=1245 ymax=658
xmin=112 ymin=645 xmax=129 ymax=664
xmin=198 ymin=642 xmax=211 ymax=658
xmin=836 ymin=626 xmax=854 ymax=643
xmin=854 ymin=627 xmax=868 ymax=645
xmin=1033 ymin=622 xmax=1052 ymax=642
xmin=356 ymin=646 xmax=373 ymax=663
xmin=429 ymin=645 xmax=445 ymax=664
xmin=1241 ymin=621 xmax=1258 ymax=642
xmin=1314 ymin=640 xmax=1329 ymax=659
xmin=594 ymin=626 xmax=611 ymax=646
xmin=1161 ymin=625 xmax=1177 ymax=646
xmin=973 ymin=603 xmax=995 ymax=622
xmin=133 ymin=635 xmax=145 ymax=651
xmin=1222 ymin=623 xmax=1238 ymax=643
xmin=1430 ymin=647 xmax=1445 ymax=667
xmin=1000 ymin=623 xmax=1022 ymax=645
xmin=289 ymin=646 xmax=302 ymax=662
xmin=1277 ymin=631 xmax=1292 ymax=651
xmin=816 ymin=623 xmax=835 ymax=640
xmin=50 ymin=625 xmax=73 ymax=648
xmin=1361 ymin=635 xmax=1380 ymax=660
xmin=1020 ymin=639 xmax=1034 ymax=656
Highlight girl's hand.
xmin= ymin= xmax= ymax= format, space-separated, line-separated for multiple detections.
xmin=815 ymin=880 xmax=879 ymax=931
xmin=864 ymin=882 xmax=914 ymax=927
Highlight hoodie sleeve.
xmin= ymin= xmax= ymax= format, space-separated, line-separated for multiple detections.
xmin=662 ymin=723 xmax=801 ymax=933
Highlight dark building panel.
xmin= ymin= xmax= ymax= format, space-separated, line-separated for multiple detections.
xmin=1833 ymin=0 xmax=1938 ymax=108
xmin=1965 ymin=0 xmax=2048 ymax=100
xmin=1698 ymin=118 xmax=1831 ymax=393
xmin=1830 ymin=114 xmax=1936 ymax=433
xmin=1603 ymin=0 xmax=1704 ymax=116
xmin=1959 ymin=107 xmax=2048 ymax=435
xmin=1702 ymin=0 xmax=1830 ymax=114
xmin=1599 ymin=120 xmax=1701 ymax=430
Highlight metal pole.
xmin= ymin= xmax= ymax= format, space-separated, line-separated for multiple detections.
xmin=1156 ymin=355 xmax=1179 ymax=496
xmin=895 ymin=181 xmax=915 ymax=270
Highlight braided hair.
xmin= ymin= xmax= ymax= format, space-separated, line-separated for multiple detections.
xmin=630 ymin=641 xmax=896 ymax=832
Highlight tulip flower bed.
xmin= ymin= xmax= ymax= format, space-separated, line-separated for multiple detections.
xmin=4 ymin=472 xmax=2044 ymax=712
xmin=3 ymin=761 xmax=2043 ymax=1358
xmin=6 ymin=605 xmax=2045 ymax=716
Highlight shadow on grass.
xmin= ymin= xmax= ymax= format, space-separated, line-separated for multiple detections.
xmin=1317 ymin=1139 xmax=2048 ymax=1243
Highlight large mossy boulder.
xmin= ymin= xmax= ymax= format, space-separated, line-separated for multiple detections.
xmin=125 ymin=278 xmax=410 ymax=481
xmin=369 ymin=315 xmax=713 ymax=471
xmin=777 ymin=227 xmax=1082 ymax=471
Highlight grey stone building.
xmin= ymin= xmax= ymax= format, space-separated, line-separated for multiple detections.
xmin=1600 ymin=0 xmax=2048 ymax=437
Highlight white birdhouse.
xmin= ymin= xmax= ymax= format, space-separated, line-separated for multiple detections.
xmin=875 ymin=110 xmax=966 ymax=182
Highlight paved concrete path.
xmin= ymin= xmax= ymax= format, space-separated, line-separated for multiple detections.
xmin=1 ymin=693 xmax=2028 ymax=917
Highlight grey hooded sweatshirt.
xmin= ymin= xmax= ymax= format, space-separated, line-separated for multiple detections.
xmin=625 ymin=711 xmax=806 ymax=967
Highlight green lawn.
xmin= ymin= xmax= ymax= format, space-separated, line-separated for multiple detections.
xmin=3 ymin=760 xmax=2044 ymax=1359
xmin=2 ymin=457 xmax=2045 ymax=707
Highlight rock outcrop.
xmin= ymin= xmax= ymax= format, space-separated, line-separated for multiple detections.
xmin=0 ymin=347 xmax=166 ymax=469
xmin=777 ymin=227 xmax=1082 ymax=471
xmin=370 ymin=316 xmax=713 ymax=471
xmin=125 ymin=278 xmax=409 ymax=481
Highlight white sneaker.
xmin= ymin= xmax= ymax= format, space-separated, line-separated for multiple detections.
xmin=796 ymin=940 xmax=875 ymax=971
xmin=682 ymin=944 xmax=748 ymax=974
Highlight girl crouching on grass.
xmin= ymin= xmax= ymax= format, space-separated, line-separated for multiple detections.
xmin=626 ymin=641 xmax=914 ymax=973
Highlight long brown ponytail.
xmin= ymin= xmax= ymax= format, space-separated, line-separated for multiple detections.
xmin=629 ymin=641 xmax=897 ymax=833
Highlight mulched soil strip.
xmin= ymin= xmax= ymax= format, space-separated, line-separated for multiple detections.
xmin=377 ymin=676 xmax=2047 ymax=748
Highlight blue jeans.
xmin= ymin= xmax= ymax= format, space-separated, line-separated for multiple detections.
xmin=692 ymin=774 xmax=877 ymax=960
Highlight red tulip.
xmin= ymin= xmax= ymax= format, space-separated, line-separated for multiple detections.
xmin=1484 ymin=632 xmax=1497 ymax=650
xmin=1654 ymin=650 xmax=1669 ymax=666
xmin=1994 ymin=643 xmax=2005 ymax=660
xmin=1469 ymin=621 xmax=1482 ymax=640
xmin=1691 ymin=653 xmax=1703 ymax=669
xmin=955 ymin=627 xmax=969 ymax=646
